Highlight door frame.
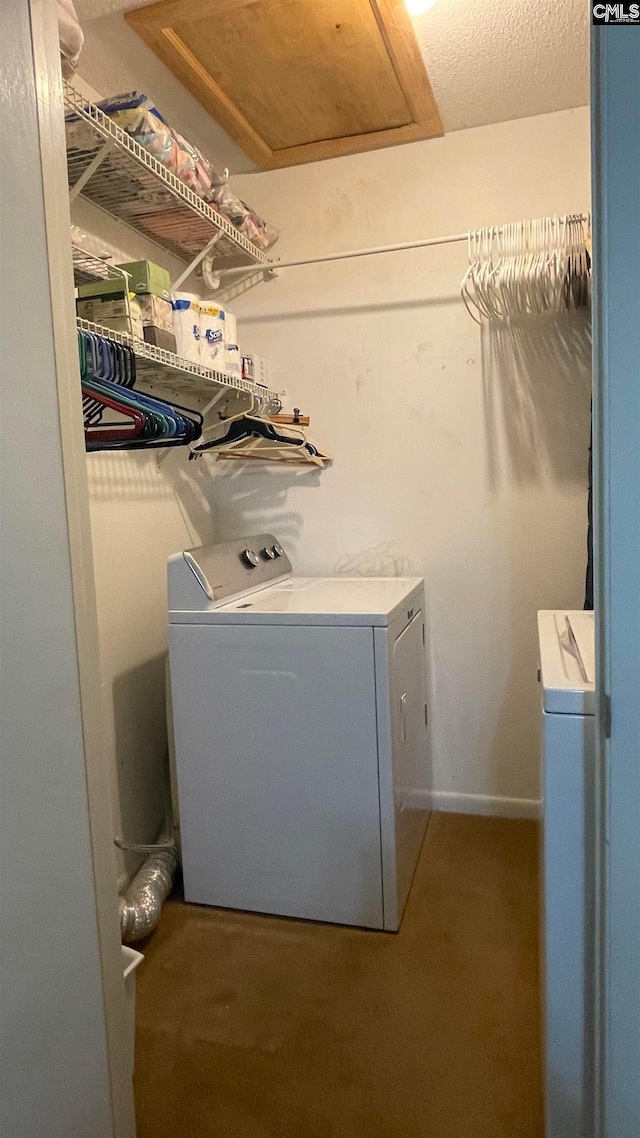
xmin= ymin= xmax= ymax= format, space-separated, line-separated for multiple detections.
xmin=591 ymin=26 xmax=640 ymax=1138
xmin=31 ymin=2 xmax=137 ymax=1130
xmin=0 ymin=2 xmax=135 ymax=1134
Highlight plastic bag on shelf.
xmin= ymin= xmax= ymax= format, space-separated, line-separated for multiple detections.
xmin=95 ymin=92 xmax=214 ymax=200
xmin=66 ymin=90 xmax=278 ymax=254
xmin=70 ymin=224 xmax=114 ymax=263
xmin=206 ymin=174 xmax=277 ymax=250
xmin=58 ymin=0 xmax=83 ymax=78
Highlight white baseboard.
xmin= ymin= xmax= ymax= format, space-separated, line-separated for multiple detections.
xmin=409 ymin=790 xmax=541 ymax=820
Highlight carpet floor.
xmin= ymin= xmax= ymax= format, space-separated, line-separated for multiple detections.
xmin=134 ymin=813 xmax=542 ymax=1138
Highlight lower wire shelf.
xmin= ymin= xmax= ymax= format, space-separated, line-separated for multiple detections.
xmin=76 ymin=317 xmax=280 ymax=410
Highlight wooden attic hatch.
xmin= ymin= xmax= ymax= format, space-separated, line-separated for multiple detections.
xmin=126 ymin=0 xmax=443 ymax=169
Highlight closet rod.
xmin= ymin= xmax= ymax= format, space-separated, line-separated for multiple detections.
xmin=227 ymin=232 xmax=468 ymax=276
xmin=220 ymin=213 xmax=591 ymax=276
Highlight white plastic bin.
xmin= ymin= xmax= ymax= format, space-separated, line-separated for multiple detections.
xmin=122 ymin=945 xmax=144 ymax=1077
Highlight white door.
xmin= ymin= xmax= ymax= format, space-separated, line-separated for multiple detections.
xmin=390 ymin=611 xmax=430 ymax=926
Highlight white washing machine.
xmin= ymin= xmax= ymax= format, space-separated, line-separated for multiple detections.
xmin=168 ymin=534 xmax=430 ymax=931
xmin=538 ymin=610 xmax=596 ymax=1138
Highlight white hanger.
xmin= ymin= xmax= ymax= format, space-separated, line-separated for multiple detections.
xmin=462 ymin=213 xmax=591 ymax=324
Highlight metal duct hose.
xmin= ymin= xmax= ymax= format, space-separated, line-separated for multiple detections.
xmin=119 ymin=847 xmax=178 ymax=943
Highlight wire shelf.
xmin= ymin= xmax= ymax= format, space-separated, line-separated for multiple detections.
xmin=65 ymin=83 xmax=273 ymax=274
xmin=72 ymin=244 xmax=129 ymax=287
xmin=76 ymin=317 xmax=279 ymax=409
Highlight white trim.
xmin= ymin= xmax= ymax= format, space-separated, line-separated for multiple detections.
xmin=31 ymin=4 xmax=136 ymax=1134
xmin=408 ymin=790 xmax=541 ymax=820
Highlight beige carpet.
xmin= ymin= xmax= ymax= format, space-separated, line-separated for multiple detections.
xmin=134 ymin=814 xmax=542 ymax=1138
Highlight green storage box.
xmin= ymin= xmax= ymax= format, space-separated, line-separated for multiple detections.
xmin=77 ymin=277 xmax=127 ymax=300
xmin=116 ymin=260 xmax=171 ymax=301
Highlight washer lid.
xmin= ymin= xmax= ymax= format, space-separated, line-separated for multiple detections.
xmin=171 ymin=575 xmax=424 ymax=626
xmin=538 ymin=610 xmax=596 ymax=715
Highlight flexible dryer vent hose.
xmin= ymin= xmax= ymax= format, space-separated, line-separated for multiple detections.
xmin=119 ymin=847 xmax=178 ymax=943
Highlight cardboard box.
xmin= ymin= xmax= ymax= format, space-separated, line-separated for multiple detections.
xmin=77 ymin=277 xmax=127 ymax=300
xmin=143 ymin=326 xmax=177 ymax=354
xmin=77 ymin=296 xmax=143 ymax=339
xmin=242 ymin=353 xmax=269 ymax=385
xmin=77 ymin=296 xmax=139 ymax=321
xmin=98 ymin=314 xmax=145 ymax=339
xmin=138 ymin=293 xmax=173 ymax=332
xmin=117 ymin=260 xmax=171 ymax=301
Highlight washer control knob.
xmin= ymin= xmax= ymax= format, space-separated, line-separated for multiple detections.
xmin=272 ymin=543 xmax=284 ymax=558
xmin=241 ymin=549 xmax=260 ymax=568
xmin=261 ymin=546 xmax=276 ymax=560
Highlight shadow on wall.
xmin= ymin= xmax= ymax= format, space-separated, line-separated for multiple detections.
xmin=482 ymin=310 xmax=592 ymax=489
xmin=334 ymin=542 xmax=416 ymax=576
xmin=87 ymin=451 xmax=177 ymax=501
xmin=112 ymin=653 xmax=168 ymax=879
xmin=195 ymin=459 xmax=317 ymax=546
xmin=87 ymin=449 xmax=215 ymax=547
xmin=163 ymin=452 xmax=217 ymax=544
xmin=237 ymin=294 xmax=460 ymax=325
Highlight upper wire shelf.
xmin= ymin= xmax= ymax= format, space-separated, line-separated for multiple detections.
xmin=76 ymin=317 xmax=280 ymax=410
xmin=64 ymin=83 xmax=274 ymax=275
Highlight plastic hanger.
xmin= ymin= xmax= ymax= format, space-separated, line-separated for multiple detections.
xmin=83 ymin=383 xmax=146 ymax=442
xmin=83 ymin=373 xmax=202 ymax=450
xmin=79 ymin=328 xmax=203 ymax=450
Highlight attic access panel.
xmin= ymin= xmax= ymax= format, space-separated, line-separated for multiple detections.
xmin=126 ymin=0 xmax=443 ymax=169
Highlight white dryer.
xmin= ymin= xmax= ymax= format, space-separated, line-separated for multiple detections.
xmin=168 ymin=535 xmax=430 ymax=931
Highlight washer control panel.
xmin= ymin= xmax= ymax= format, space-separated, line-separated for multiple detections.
xmin=241 ymin=542 xmax=287 ymax=567
xmin=171 ymin=534 xmax=293 ymax=609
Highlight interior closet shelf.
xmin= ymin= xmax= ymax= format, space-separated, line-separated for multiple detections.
xmin=64 ymin=83 xmax=273 ymax=273
xmin=76 ymin=317 xmax=279 ymax=406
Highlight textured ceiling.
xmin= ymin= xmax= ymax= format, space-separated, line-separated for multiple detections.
xmin=415 ymin=0 xmax=589 ymax=133
xmin=74 ymin=0 xmax=589 ymax=171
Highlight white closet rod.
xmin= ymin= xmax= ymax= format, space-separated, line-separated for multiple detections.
xmin=220 ymin=213 xmax=590 ymax=276
xmin=235 ymin=233 xmax=467 ymax=276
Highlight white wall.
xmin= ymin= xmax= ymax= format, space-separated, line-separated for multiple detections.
xmin=87 ymin=449 xmax=211 ymax=884
xmin=206 ymin=106 xmax=593 ymax=813
xmin=80 ymin=105 xmax=591 ymax=870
